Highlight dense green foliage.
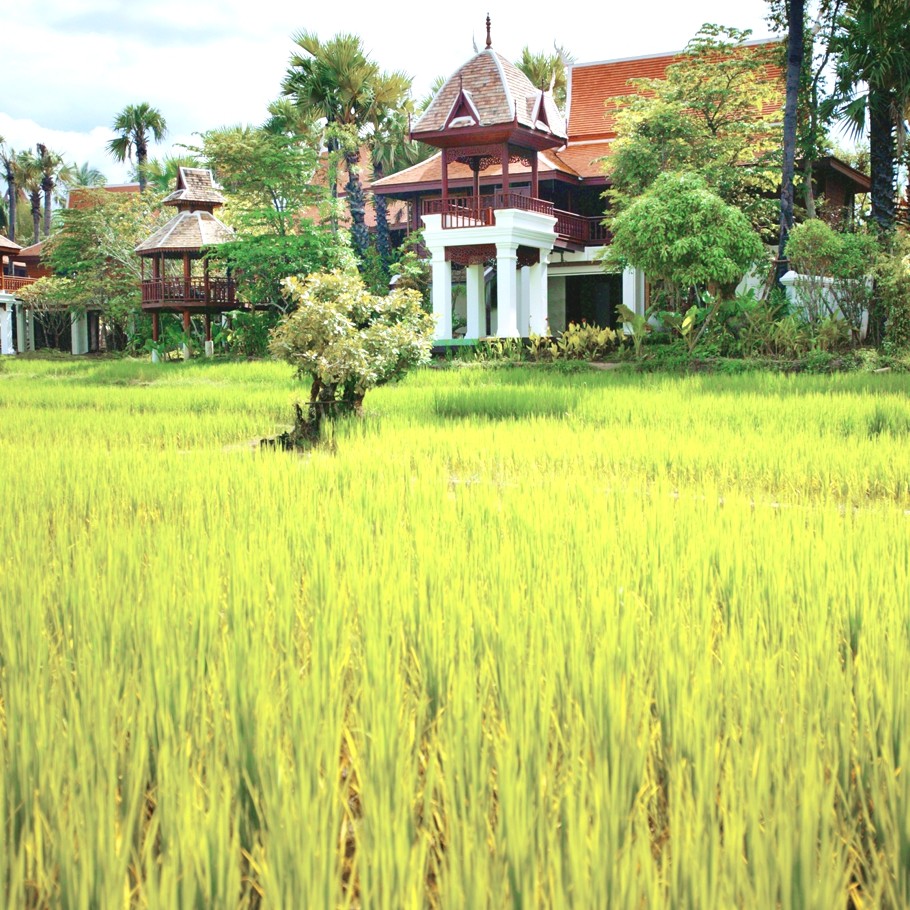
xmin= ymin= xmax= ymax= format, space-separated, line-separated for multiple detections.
xmin=607 ymin=25 xmax=781 ymax=232
xmin=1 ymin=361 xmax=910 ymax=907
xmin=607 ymin=172 xmax=766 ymax=307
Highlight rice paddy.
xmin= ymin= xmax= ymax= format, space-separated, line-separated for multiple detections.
xmin=1 ymin=357 xmax=909 ymax=908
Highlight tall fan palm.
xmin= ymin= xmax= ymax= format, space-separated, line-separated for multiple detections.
xmin=0 ymin=140 xmax=18 ymax=242
xmin=107 ymin=103 xmax=168 ymax=192
xmin=36 ymin=143 xmax=64 ymax=237
xmin=516 ymin=44 xmax=575 ymax=111
xmin=282 ymin=32 xmax=411 ymax=260
xmin=17 ymin=151 xmax=43 ymax=244
xmin=64 ymin=162 xmax=108 ymax=189
xmin=829 ymin=0 xmax=910 ymax=232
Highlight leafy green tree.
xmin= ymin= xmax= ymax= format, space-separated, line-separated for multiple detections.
xmin=40 ymin=189 xmax=167 ymax=340
xmin=107 ymin=103 xmax=168 ymax=192
xmin=191 ymin=125 xmax=322 ymax=235
xmin=205 ymin=227 xmax=353 ymax=312
xmin=138 ymin=155 xmax=200 ymax=193
xmin=608 ymin=25 xmax=781 ymax=233
xmin=269 ymin=270 xmax=435 ymax=443
xmin=606 ymin=171 xmax=766 ymax=307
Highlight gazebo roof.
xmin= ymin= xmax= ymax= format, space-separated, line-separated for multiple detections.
xmin=412 ymin=25 xmax=566 ymax=147
xmin=0 ymin=235 xmax=22 ymax=256
xmin=135 ymin=210 xmax=235 ymax=255
xmin=163 ymin=167 xmax=225 ymax=209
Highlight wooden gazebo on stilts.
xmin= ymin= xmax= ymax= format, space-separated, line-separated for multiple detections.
xmin=136 ymin=167 xmax=236 ymax=358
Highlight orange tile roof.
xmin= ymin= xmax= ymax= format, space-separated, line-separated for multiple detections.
xmin=567 ymin=40 xmax=784 ymax=143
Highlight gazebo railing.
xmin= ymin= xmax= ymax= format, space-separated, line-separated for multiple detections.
xmin=141 ymin=277 xmax=236 ymax=307
xmin=554 ymin=211 xmax=611 ymax=246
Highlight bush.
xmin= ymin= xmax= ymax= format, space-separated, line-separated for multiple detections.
xmin=876 ymin=237 xmax=910 ymax=351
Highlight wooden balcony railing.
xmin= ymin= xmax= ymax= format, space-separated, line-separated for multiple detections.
xmin=0 ymin=274 xmax=36 ymax=293
xmin=421 ymin=196 xmax=610 ymax=245
xmin=554 ymin=211 xmax=611 ymax=246
xmin=141 ymin=277 xmax=236 ymax=308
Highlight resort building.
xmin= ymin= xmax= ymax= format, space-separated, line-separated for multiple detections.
xmin=372 ymin=26 xmax=870 ymax=340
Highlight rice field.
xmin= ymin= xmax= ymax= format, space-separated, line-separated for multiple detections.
xmin=1 ymin=356 xmax=909 ymax=908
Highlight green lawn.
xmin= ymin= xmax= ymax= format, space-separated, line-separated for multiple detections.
xmin=1 ymin=357 xmax=909 ymax=908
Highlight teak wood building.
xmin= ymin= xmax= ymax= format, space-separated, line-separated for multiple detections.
xmin=136 ymin=167 xmax=236 ymax=355
xmin=372 ymin=26 xmax=870 ymax=340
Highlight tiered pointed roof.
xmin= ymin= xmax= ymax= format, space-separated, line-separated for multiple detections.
xmin=411 ymin=20 xmax=566 ymax=147
xmin=136 ymin=168 xmax=234 ymax=255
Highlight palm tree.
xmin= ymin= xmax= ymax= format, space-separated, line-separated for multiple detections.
xmin=282 ymin=32 xmax=410 ymax=260
xmin=516 ymin=44 xmax=575 ymax=111
xmin=17 ymin=151 xmax=43 ymax=245
xmin=107 ymin=103 xmax=168 ymax=192
xmin=830 ymin=0 xmax=910 ymax=233
xmin=140 ymin=155 xmax=200 ymax=193
xmin=776 ymin=0 xmax=805 ymax=283
xmin=63 ymin=162 xmax=108 ymax=189
xmin=36 ymin=143 xmax=64 ymax=237
xmin=0 ymin=140 xmax=18 ymax=242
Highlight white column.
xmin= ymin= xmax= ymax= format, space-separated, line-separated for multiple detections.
xmin=495 ymin=243 xmax=519 ymax=337
xmin=518 ymin=265 xmax=531 ymax=337
xmin=16 ymin=306 xmax=31 ymax=353
xmin=622 ymin=266 xmax=646 ymax=316
xmin=204 ymin=340 xmax=214 ymax=357
xmin=465 ymin=264 xmax=485 ymax=339
xmin=529 ymin=254 xmax=549 ymax=335
xmin=0 ymin=302 xmax=13 ymax=355
xmin=71 ymin=311 xmax=89 ymax=355
xmin=181 ymin=343 xmax=191 ymax=361
xmin=431 ymin=251 xmax=453 ymax=340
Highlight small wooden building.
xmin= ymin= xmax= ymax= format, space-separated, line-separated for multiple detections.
xmin=136 ymin=167 xmax=236 ymax=356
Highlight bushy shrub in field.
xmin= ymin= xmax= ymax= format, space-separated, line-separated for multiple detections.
xmin=876 ymin=236 xmax=910 ymax=351
xmin=269 ymin=270 xmax=435 ymax=441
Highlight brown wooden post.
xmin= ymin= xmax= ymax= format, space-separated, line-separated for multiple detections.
xmin=183 ymin=309 xmax=191 ymax=335
xmin=531 ymin=151 xmax=539 ymax=199
xmin=473 ymin=163 xmax=480 ymax=217
xmin=205 ymin=314 xmax=212 ymax=341
xmin=502 ymin=143 xmax=510 ymax=200
xmin=183 ymin=253 xmax=191 ymax=304
xmin=441 ymin=149 xmax=449 ymax=205
xmin=152 ymin=312 xmax=160 ymax=342
xmin=203 ymin=259 xmax=210 ymax=304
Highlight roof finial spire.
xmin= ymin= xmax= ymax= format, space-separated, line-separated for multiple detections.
xmin=485 ymin=14 xmax=492 ymax=49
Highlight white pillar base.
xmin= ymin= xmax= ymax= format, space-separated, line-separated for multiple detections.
xmin=71 ymin=311 xmax=89 ymax=355
xmin=518 ymin=265 xmax=531 ymax=337
xmin=181 ymin=344 xmax=191 ymax=361
xmin=204 ymin=340 xmax=214 ymax=358
xmin=431 ymin=253 xmax=453 ymax=340
xmin=151 ymin=349 xmax=161 ymax=364
xmin=465 ymin=264 xmax=485 ymax=339
xmin=495 ymin=243 xmax=519 ymax=338
xmin=529 ymin=256 xmax=549 ymax=335
xmin=0 ymin=305 xmax=13 ymax=355
xmin=16 ymin=307 xmax=31 ymax=354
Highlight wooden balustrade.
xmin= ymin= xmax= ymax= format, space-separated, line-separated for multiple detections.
xmin=141 ymin=277 xmax=236 ymax=308
xmin=0 ymin=274 xmax=36 ymax=293
xmin=421 ymin=196 xmax=609 ymax=245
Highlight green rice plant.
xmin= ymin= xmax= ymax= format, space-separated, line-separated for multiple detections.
xmin=1 ymin=358 xmax=909 ymax=907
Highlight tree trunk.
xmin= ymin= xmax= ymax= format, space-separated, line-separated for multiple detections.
xmin=137 ymin=136 xmax=148 ymax=193
xmin=42 ymin=177 xmax=53 ymax=237
xmin=30 ymin=189 xmax=41 ymax=244
xmin=868 ymin=81 xmax=896 ymax=235
xmin=5 ymin=168 xmax=16 ymax=243
xmin=372 ymin=160 xmax=392 ymax=270
xmin=343 ymin=149 xmax=370 ymax=261
xmin=777 ymin=0 xmax=805 ymax=285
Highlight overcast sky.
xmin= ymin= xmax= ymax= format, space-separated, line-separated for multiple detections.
xmin=3 ymin=0 xmax=775 ymax=184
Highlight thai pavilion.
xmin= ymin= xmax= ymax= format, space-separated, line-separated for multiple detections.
xmin=372 ymin=23 xmax=871 ymax=340
xmin=136 ymin=167 xmax=236 ymax=357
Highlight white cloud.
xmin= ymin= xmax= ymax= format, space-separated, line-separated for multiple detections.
xmin=3 ymin=0 xmax=776 ymax=184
